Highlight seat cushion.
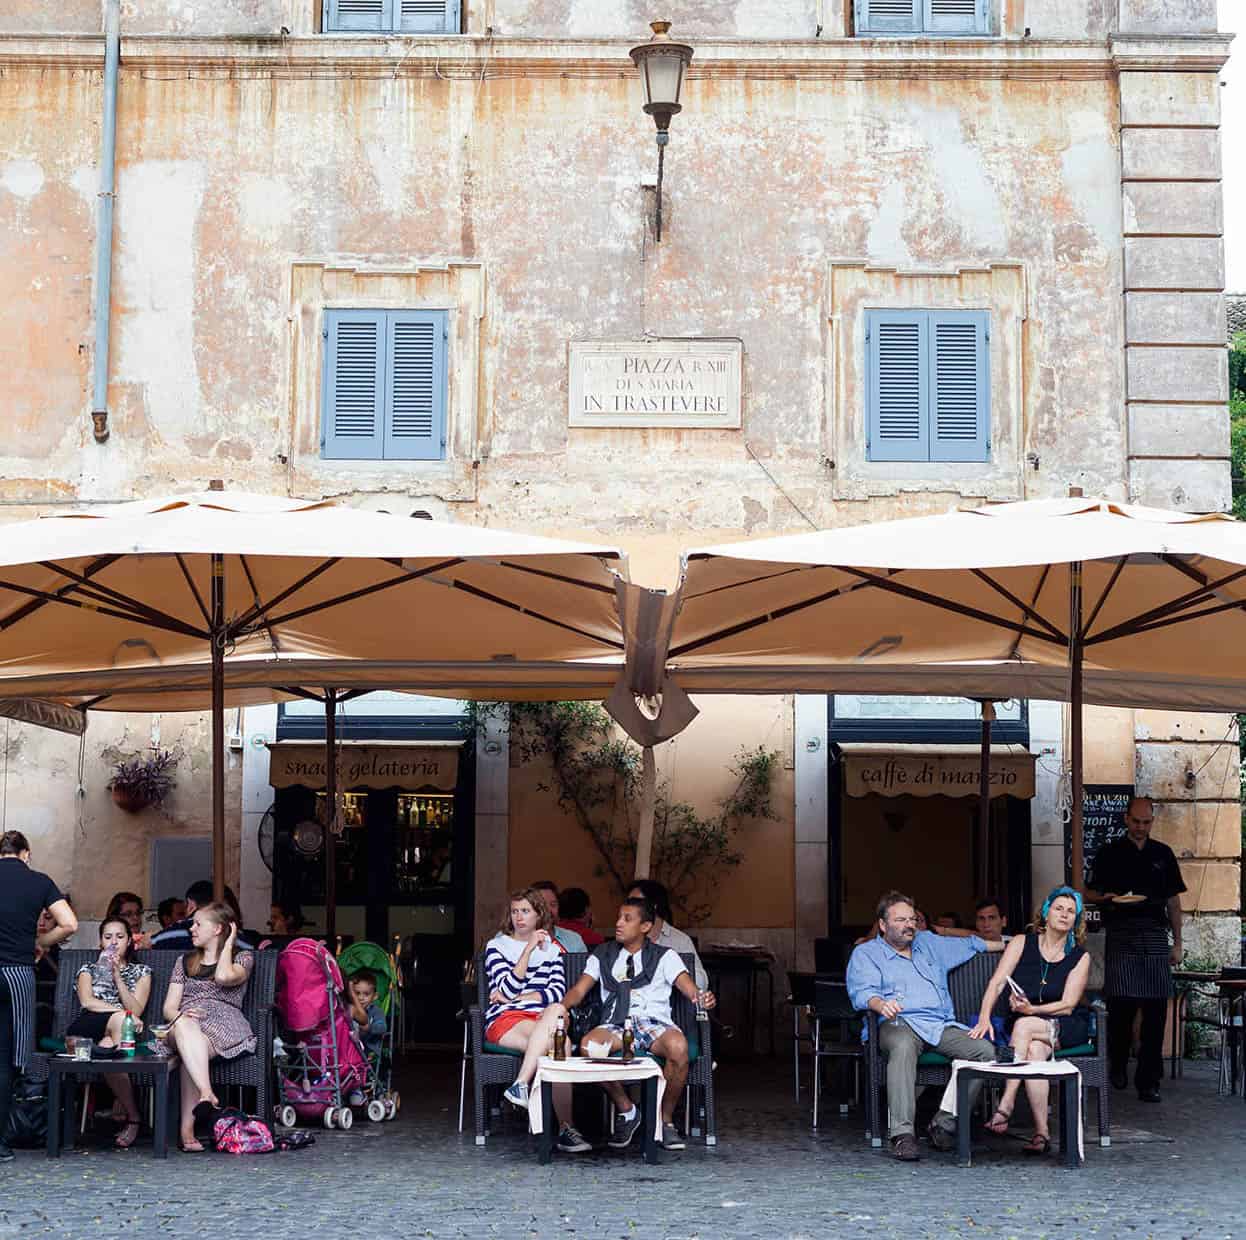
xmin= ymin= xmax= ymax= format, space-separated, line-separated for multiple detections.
xmin=917 ymin=1051 xmax=951 ymax=1067
xmin=1054 ymin=1042 xmax=1095 ymax=1058
xmin=483 ymin=1041 xmax=523 ymax=1057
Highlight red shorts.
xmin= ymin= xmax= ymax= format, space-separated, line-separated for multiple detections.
xmin=485 ymin=1011 xmax=538 ymax=1044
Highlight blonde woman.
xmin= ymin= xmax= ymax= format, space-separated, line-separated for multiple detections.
xmin=969 ymin=886 xmax=1091 ymax=1155
xmin=161 ymin=903 xmax=255 ymax=1152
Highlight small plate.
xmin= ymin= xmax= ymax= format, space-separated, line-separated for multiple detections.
xmin=1113 ymin=893 xmax=1147 ymax=904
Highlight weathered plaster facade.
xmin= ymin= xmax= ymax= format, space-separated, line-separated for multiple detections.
xmin=0 ymin=4 xmax=1236 ymax=990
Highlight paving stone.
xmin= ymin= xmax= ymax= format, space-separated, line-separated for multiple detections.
xmin=3 ymin=1056 xmax=1246 ymax=1238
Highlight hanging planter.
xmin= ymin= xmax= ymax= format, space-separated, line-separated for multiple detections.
xmin=109 ymin=749 xmax=178 ymax=814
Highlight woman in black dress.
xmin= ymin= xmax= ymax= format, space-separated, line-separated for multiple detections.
xmin=65 ymin=917 xmax=152 ymax=1148
xmin=969 ymin=886 xmax=1091 ymax=1154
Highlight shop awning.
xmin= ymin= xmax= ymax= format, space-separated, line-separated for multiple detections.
xmin=267 ymin=739 xmax=462 ymax=791
xmin=838 ymin=743 xmax=1035 ymax=800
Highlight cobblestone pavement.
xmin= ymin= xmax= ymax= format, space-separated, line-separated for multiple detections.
xmin=2 ymin=1055 xmax=1242 ymax=1239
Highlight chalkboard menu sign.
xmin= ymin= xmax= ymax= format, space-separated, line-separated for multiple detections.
xmin=1065 ymin=784 xmax=1134 ymax=927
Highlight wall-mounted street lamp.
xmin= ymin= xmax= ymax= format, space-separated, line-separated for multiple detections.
xmin=629 ymin=20 xmax=694 ymax=242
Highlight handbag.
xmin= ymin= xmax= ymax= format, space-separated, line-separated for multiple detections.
xmin=212 ymin=1107 xmax=274 ymax=1155
xmin=568 ymin=995 xmax=602 ymax=1047
xmin=3 ymin=1074 xmax=48 ymax=1148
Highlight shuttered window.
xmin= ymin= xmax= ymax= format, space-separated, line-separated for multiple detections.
xmin=865 ymin=309 xmax=989 ymax=463
xmin=323 ymin=0 xmax=460 ymax=34
xmin=322 ymin=309 xmax=448 ymax=461
xmin=855 ymin=0 xmax=989 ymax=34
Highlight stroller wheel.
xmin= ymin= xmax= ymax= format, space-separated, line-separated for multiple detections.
xmin=389 ymin=1091 xmax=401 ymax=1117
xmin=322 ymin=1106 xmax=336 ymax=1129
xmin=367 ymin=1100 xmax=387 ymax=1123
xmin=276 ymin=1105 xmax=298 ymax=1129
xmin=384 ymin=1099 xmax=397 ymax=1121
xmin=336 ymin=1106 xmax=354 ymax=1130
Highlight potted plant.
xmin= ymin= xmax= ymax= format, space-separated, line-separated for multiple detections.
xmin=109 ymin=749 xmax=178 ymax=813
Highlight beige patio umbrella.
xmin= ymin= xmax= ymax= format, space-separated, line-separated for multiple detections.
xmin=667 ymin=495 xmax=1246 ymax=886
xmin=0 ymin=490 xmax=628 ymax=908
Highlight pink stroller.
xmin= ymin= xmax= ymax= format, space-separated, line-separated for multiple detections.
xmin=274 ymin=938 xmax=371 ymax=1130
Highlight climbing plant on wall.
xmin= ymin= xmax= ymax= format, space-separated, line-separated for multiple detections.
xmin=465 ymin=701 xmax=777 ymax=924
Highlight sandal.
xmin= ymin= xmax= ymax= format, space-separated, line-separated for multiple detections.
xmin=1022 ymin=1133 xmax=1051 ymax=1156
xmin=114 ymin=1120 xmax=141 ymax=1150
xmin=984 ymin=1107 xmax=1012 ymax=1136
xmin=179 ymin=1137 xmax=205 ymax=1153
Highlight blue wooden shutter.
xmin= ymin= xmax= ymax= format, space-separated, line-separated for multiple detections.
xmin=867 ymin=310 xmax=928 ymax=462
xmin=384 ymin=310 xmax=447 ymax=460
xmin=929 ymin=310 xmax=990 ymax=462
xmin=925 ymin=0 xmax=989 ymax=34
xmin=322 ymin=310 xmax=385 ymax=460
xmin=396 ymin=0 xmax=460 ymax=32
xmin=324 ymin=0 xmax=389 ymax=32
xmin=856 ymin=0 xmax=922 ymax=33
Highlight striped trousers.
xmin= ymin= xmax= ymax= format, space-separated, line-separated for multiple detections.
xmin=0 ymin=965 xmax=35 ymax=1140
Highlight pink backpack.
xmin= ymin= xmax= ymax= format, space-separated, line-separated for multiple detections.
xmin=213 ymin=1111 xmax=274 ymax=1155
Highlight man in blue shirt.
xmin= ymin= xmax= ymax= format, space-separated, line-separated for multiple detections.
xmin=847 ymin=890 xmax=998 ymax=1160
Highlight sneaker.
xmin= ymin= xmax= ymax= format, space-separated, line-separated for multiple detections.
xmin=502 ymin=1081 xmax=529 ymax=1111
xmin=890 ymin=1133 xmax=920 ymax=1161
xmin=1137 ymin=1085 xmax=1161 ymax=1103
xmin=660 ymin=1123 xmax=685 ymax=1150
xmin=0 ymin=1141 xmax=13 ymax=1164
xmin=608 ymin=1107 xmax=642 ymax=1149
xmin=556 ymin=1124 xmax=592 ymax=1154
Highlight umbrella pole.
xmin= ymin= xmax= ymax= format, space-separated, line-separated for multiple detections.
xmin=977 ymin=701 xmax=995 ymax=898
xmin=1069 ymin=562 xmax=1085 ymax=888
xmin=210 ymin=552 xmax=225 ymax=904
xmin=325 ymin=690 xmax=338 ymax=944
xmin=633 ymin=745 xmax=657 ymax=881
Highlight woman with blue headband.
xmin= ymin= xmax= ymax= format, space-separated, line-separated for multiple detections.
xmin=967 ymin=885 xmax=1092 ymax=1155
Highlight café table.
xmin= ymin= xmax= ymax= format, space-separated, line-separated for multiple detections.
xmin=47 ymin=1048 xmax=177 ymax=1159
xmin=529 ymin=1055 xmax=663 ymax=1164
xmin=702 ymin=949 xmax=775 ymax=1056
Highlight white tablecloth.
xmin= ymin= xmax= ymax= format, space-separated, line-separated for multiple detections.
xmin=939 ymin=1058 xmax=1084 ymax=1161
xmin=528 ymin=1055 xmax=665 ymax=1139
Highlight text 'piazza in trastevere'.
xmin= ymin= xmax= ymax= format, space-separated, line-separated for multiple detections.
xmin=568 ymin=339 xmax=743 ymax=429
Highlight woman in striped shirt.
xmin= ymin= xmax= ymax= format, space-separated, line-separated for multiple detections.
xmin=487 ymin=888 xmax=588 ymax=1153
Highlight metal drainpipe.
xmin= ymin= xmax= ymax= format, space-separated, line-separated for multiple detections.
xmin=91 ymin=0 xmax=120 ymax=445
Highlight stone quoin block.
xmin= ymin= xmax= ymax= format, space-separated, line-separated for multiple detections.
xmin=1120 ymin=72 xmax=1222 ymax=127
xmin=1128 ymin=404 xmax=1229 ymax=458
xmin=1135 ymin=711 xmax=1240 ymax=743
xmin=1118 ymin=0 xmax=1219 ymax=35
xmin=1135 ymin=739 xmax=1240 ymax=800
xmin=1125 ymin=292 xmax=1226 ymax=344
xmin=1175 ymin=862 xmax=1241 ymax=913
xmin=1126 ymin=345 xmax=1228 ymax=402
xmin=1151 ymin=800 xmax=1242 ymax=860
xmin=1129 ymin=459 xmax=1231 ymax=512
xmin=1124 ymin=237 xmax=1224 ymax=290
xmin=1122 ymin=129 xmax=1221 ymax=181
xmin=1123 ymin=182 xmax=1223 ymax=236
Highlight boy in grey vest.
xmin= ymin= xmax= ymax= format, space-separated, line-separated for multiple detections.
xmin=563 ymin=896 xmax=715 ymax=1151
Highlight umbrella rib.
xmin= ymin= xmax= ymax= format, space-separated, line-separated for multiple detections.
xmin=1004 ymin=564 xmax=1053 ymax=660
xmin=669 ymin=568 xmax=1061 ymax=659
xmin=276 ymin=686 xmax=328 ymax=703
xmin=669 ymin=574 xmax=895 ymax=658
xmin=970 ymin=570 xmax=1066 ymax=642
xmin=0 ymin=554 xmax=120 ymax=633
xmin=1160 ymin=553 xmax=1209 ymax=587
xmin=175 ymin=555 xmax=211 ymax=626
xmin=1082 ymin=557 xmax=1127 ymax=640
xmin=1087 ymin=564 xmax=1246 ymax=645
xmin=488 ymin=559 xmax=619 ymax=595
xmin=229 ymin=557 xmax=342 ymax=635
xmin=0 ymin=577 xmax=207 ymax=639
xmin=256 ymin=558 xmax=466 ymax=631
xmin=446 ymin=579 xmax=626 ymax=650
xmin=832 ymin=568 xmax=1066 ymax=645
xmin=36 ymin=560 xmax=205 ymax=636
xmin=1085 ymin=596 xmax=1246 ymax=646
xmin=238 ymin=555 xmax=281 ymax=654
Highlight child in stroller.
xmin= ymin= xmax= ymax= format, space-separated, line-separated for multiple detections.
xmin=274 ymin=939 xmax=398 ymax=1130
